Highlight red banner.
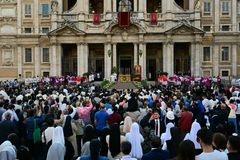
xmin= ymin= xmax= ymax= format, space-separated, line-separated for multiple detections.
xmin=93 ymin=14 xmax=100 ymax=25
xmin=150 ymin=12 xmax=158 ymax=25
xmin=118 ymin=12 xmax=130 ymax=27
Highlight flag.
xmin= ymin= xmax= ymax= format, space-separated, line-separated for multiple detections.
xmin=150 ymin=12 xmax=158 ymax=25
xmin=93 ymin=14 xmax=100 ymax=25
xmin=118 ymin=12 xmax=130 ymax=27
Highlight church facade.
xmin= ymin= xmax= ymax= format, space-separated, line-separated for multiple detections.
xmin=0 ymin=0 xmax=239 ymax=80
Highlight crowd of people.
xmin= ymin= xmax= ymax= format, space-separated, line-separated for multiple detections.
xmin=0 ymin=78 xmax=240 ymax=160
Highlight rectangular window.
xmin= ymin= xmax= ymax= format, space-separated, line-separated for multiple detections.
xmin=25 ymin=71 xmax=32 ymax=78
xmin=222 ymin=70 xmax=229 ymax=77
xmin=43 ymin=72 xmax=49 ymax=77
xmin=203 ymin=47 xmax=211 ymax=62
xmin=203 ymin=2 xmax=211 ymax=16
xmin=221 ymin=25 xmax=230 ymax=31
xmin=24 ymin=28 xmax=32 ymax=33
xmin=203 ymin=26 xmax=211 ymax=32
xmin=221 ymin=1 xmax=230 ymax=15
xmin=42 ymin=27 xmax=49 ymax=34
xmin=221 ymin=47 xmax=229 ymax=61
xmin=41 ymin=4 xmax=49 ymax=17
xmin=42 ymin=48 xmax=50 ymax=63
xmin=24 ymin=4 xmax=32 ymax=17
xmin=25 ymin=48 xmax=32 ymax=63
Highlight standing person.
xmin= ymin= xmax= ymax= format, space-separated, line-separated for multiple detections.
xmin=196 ymin=128 xmax=228 ymax=160
xmin=47 ymin=126 xmax=65 ymax=160
xmin=117 ymin=141 xmax=137 ymax=160
xmin=142 ymin=136 xmax=169 ymax=160
xmin=149 ymin=110 xmax=165 ymax=137
xmin=176 ymin=140 xmax=195 ymax=160
xmin=179 ymin=107 xmax=193 ymax=133
xmin=212 ymin=133 xmax=227 ymax=152
xmin=228 ymin=99 xmax=238 ymax=133
xmin=120 ymin=116 xmax=133 ymax=135
xmin=94 ymin=104 xmax=109 ymax=134
xmin=126 ymin=122 xmax=144 ymax=159
xmin=0 ymin=112 xmax=18 ymax=144
xmin=79 ymin=139 xmax=109 ymax=160
xmin=0 ymin=140 xmax=16 ymax=160
xmin=227 ymin=135 xmax=240 ymax=160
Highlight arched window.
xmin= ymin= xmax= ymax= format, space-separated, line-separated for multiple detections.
xmin=63 ymin=0 xmax=77 ymax=11
xmin=89 ymin=0 xmax=103 ymax=13
xmin=147 ymin=0 xmax=162 ymax=13
xmin=117 ymin=0 xmax=133 ymax=12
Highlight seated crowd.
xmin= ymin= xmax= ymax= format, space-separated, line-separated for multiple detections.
xmin=0 ymin=80 xmax=239 ymax=160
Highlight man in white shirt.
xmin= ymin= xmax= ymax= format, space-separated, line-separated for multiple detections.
xmin=42 ymin=118 xmax=54 ymax=144
xmin=196 ymin=128 xmax=228 ymax=160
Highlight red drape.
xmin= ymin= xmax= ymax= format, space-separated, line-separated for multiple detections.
xmin=150 ymin=12 xmax=158 ymax=25
xmin=93 ymin=14 xmax=100 ymax=25
xmin=118 ymin=12 xmax=130 ymax=27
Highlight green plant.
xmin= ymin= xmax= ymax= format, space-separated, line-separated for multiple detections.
xmin=141 ymin=79 xmax=148 ymax=88
xmin=101 ymin=79 xmax=115 ymax=89
xmin=111 ymin=66 xmax=118 ymax=74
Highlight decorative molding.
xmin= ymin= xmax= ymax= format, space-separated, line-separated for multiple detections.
xmin=0 ymin=17 xmax=17 ymax=22
xmin=0 ymin=0 xmax=17 ymax=4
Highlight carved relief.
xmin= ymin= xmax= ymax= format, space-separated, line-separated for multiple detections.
xmin=0 ymin=17 xmax=17 ymax=22
xmin=0 ymin=0 xmax=17 ymax=4
xmin=51 ymin=0 xmax=58 ymax=14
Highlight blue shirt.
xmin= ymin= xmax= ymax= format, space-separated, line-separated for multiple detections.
xmin=104 ymin=103 xmax=112 ymax=110
xmin=95 ymin=110 xmax=109 ymax=131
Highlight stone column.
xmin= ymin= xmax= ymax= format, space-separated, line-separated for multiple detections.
xmin=51 ymin=44 xmax=57 ymax=76
xmin=134 ymin=0 xmax=138 ymax=12
xmin=58 ymin=0 xmax=63 ymax=13
xmin=34 ymin=45 xmax=40 ymax=76
xmin=232 ymin=0 xmax=237 ymax=32
xmin=134 ymin=43 xmax=138 ymax=66
xmin=232 ymin=44 xmax=237 ymax=77
xmin=57 ymin=44 xmax=62 ymax=76
xmin=167 ymin=42 xmax=174 ymax=76
xmin=34 ymin=0 xmax=39 ymax=34
xmin=213 ymin=45 xmax=219 ymax=76
xmin=17 ymin=46 xmax=22 ymax=78
xmin=17 ymin=0 xmax=22 ymax=34
xmin=113 ymin=0 xmax=117 ymax=12
xmin=194 ymin=42 xmax=201 ymax=76
xmin=104 ymin=43 xmax=112 ymax=80
xmin=189 ymin=0 xmax=194 ymax=11
xmin=104 ymin=0 xmax=111 ymax=12
xmin=84 ymin=43 xmax=89 ymax=74
xmin=190 ymin=43 xmax=196 ymax=75
xmin=215 ymin=0 xmax=220 ymax=32
xmin=112 ymin=43 xmax=117 ymax=67
xmin=77 ymin=43 xmax=84 ymax=76
xmin=85 ymin=0 xmax=89 ymax=13
xmin=139 ymin=43 xmax=146 ymax=79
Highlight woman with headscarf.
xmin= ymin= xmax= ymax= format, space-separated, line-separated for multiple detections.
xmin=0 ymin=140 xmax=16 ymax=160
xmin=81 ymin=124 xmax=97 ymax=156
xmin=106 ymin=123 xmax=126 ymax=159
xmin=120 ymin=116 xmax=133 ymax=135
xmin=100 ymin=127 xmax=110 ymax=156
xmin=126 ymin=122 xmax=144 ymax=159
xmin=63 ymin=115 xmax=78 ymax=157
xmin=79 ymin=139 xmax=109 ymax=160
xmin=161 ymin=122 xmax=175 ymax=145
xmin=162 ymin=127 xmax=183 ymax=159
xmin=47 ymin=126 xmax=65 ymax=160
xmin=184 ymin=120 xmax=202 ymax=154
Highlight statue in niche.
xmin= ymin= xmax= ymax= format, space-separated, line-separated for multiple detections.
xmin=51 ymin=0 xmax=58 ymax=13
xmin=194 ymin=0 xmax=200 ymax=10
xmin=118 ymin=0 xmax=132 ymax=12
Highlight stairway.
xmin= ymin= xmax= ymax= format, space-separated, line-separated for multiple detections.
xmin=111 ymin=81 xmax=137 ymax=90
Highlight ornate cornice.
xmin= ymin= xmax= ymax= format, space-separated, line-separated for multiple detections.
xmin=0 ymin=17 xmax=17 ymax=22
xmin=0 ymin=0 xmax=17 ymax=4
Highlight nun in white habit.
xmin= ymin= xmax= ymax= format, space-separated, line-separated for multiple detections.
xmin=126 ymin=122 xmax=144 ymax=159
xmin=161 ymin=122 xmax=175 ymax=145
xmin=47 ymin=126 xmax=66 ymax=160
xmin=0 ymin=140 xmax=16 ymax=160
xmin=184 ymin=120 xmax=201 ymax=149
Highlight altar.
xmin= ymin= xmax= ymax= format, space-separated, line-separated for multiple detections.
xmin=118 ymin=74 xmax=131 ymax=82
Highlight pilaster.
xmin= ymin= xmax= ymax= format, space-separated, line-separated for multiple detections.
xmin=34 ymin=45 xmax=40 ymax=76
xmin=34 ymin=0 xmax=39 ymax=34
xmin=17 ymin=46 xmax=22 ymax=78
xmin=113 ymin=43 xmax=117 ymax=67
xmin=232 ymin=44 xmax=237 ymax=77
xmin=134 ymin=43 xmax=138 ymax=66
xmin=104 ymin=43 xmax=112 ymax=80
xmin=213 ymin=45 xmax=219 ymax=76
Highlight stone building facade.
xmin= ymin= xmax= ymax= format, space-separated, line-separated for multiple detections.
xmin=0 ymin=0 xmax=239 ymax=80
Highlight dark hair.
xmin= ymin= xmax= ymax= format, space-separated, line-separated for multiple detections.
xmin=197 ymin=128 xmax=213 ymax=145
xmin=213 ymin=133 xmax=227 ymax=151
xmin=63 ymin=116 xmax=73 ymax=137
xmin=167 ymin=127 xmax=182 ymax=158
xmin=109 ymin=123 xmax=121 ymax=157
xmin=151 ymin=136 xmax=161 ymax=148
xmin=83 ymin=125 xmax=96 ymax=144
xmin=46 ymin=117 xmax=54 ymax=127
xmin=100 ymin=127 xmax=110 ymax=156
xmin=8 ymin=133 xmax=20 ymax=149
xmin=90 ymin=139 xmax=102 ymax=160
xmin=177 ymin=140 xmax=195 ymax=160
xmin=228 ymin=135 xmax=240 ymax=153
xmin=121 ymin=141 xmax=132 ymax=155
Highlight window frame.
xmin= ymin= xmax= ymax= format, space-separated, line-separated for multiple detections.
xmin=24 ymin=48 xmax=33 ymax=63
xmin=220 ymin=46 xmax=230 ymax=62
xmin=24 ymin=71 xmax=33 ymax=78
xmin=220 ymin=69 xmax=230 ymax=77
xmin=2 ymin=49 xmax=13 ymax=63
xmin=202 ymin=25 xmax=211 ymax=32
xmin=24 ymin=27 xmax=32 ymax=34
xmin=203 ymin=1 xmax=212 ymax=16
xmin=42 ymin=48 xmax=50 ymax=63
xmin=203 ymin=46 xmax=212 ymax=62
xmin=24 ymin=4 xmax=32 ymax=18
xmin=40 ymin=3 xmax=50 ymax=18
xmin=221 ymin=1 xmax=231 ymax=16
xmin=220 ymin=24 xmax=231 ymax=32
xmin=41 ymin=27 xmax=50 ymax=34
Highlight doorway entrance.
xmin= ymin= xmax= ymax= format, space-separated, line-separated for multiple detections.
xmin=117 ymin=43 xmax=134 ymax=75
xmin=174 ymin=43 xmax=191 ymax=75
xmin=62 ymin=44 xmax=77 ymax=76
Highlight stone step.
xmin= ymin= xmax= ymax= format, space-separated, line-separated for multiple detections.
xmin=111 ymin=81 xmax=137 ymax=90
